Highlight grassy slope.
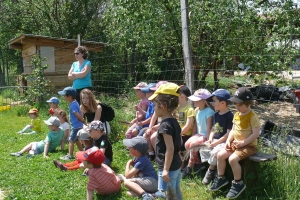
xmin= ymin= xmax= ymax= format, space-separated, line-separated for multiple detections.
xmin=0 ymin=104 xmax=299 ymax=200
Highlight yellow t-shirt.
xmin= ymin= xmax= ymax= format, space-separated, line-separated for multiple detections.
xmin=175 ymin=104 xmax=195 ymax=136
xmin=31 ymin=118 xmax=42 ymax=133
xmin=233 ymin=110 xmax=260 ymax=146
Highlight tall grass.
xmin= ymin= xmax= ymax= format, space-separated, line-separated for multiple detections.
xmin=0 ymin=94 xmax=299 ymax=200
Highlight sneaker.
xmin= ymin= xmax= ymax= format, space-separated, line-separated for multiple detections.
xmin=142 ymin=193 xmax=155 ymax=200
xmin=202 ymin=169 xmax=216 ymax=185
xmin=226 ymin=180 xmax=246 ymax=199
xmin=10 ymin=152 xmax=22 ymax=157
xmin=53 ymin=160 xmax=62 ymax=168
xmin=16 ymin=131 xmax=23 ymax=134
xmin=209 ymin=176 xmax=228 ymax=191
xmin=181 ymin=166 xmax=192 ymax=179
xmin=59 ymin=164 xmax=68 ymax=171
xmin=193 ymin=163 xmax=206 ymax=174
xmin=153 ymin=190 xmax=166 ymax=199
xmin=60 ymin=154 xmax=74 ymax=160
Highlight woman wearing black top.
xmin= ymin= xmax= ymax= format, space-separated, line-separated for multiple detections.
xmin=80 ymin=89 xmax=111 ymax=134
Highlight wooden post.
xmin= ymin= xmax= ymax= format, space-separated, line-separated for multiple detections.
xmin=180 ymin=0 xmax=194 ymax=91
xmin=78 ymin=34 xmax=81 ymax=46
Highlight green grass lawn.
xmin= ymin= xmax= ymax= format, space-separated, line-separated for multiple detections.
xmin=0 ymin=105 xmax=299 ymax=200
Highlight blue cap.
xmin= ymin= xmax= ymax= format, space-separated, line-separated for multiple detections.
xmin=140 ymin=83 xmax=156 ymax=93
xmin=46 ymin=97 xmax=59 ymax=105
xmin=58 ymin=87 xmax=77 ymax=98
xmin=207 ymin=89 xmax=231 ymax=102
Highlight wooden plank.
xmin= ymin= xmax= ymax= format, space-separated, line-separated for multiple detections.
xmin=22 ymin=45 xmax=36 ymax=57
xmin=248 ymin=152 xmax=277 ymax=162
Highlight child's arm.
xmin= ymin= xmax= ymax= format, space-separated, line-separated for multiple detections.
xmin=210 ymin=130 xmax=230 ymax=147
xmin=125 ymin=159 xmax=139 ymax=178
xmin=135 ymin=105 xmax=147 ymax=115
xmin=162 ymin=134 xmax=174 ymax=183
xmin=93 ymin=105 xmax=102 ymax=121
xmin=191 ymin=122 xmax=197 ymax=135
xmin=205 ymin=116 xmax=213 ymax=140
xmin=136 ymin=116 xmax=152 ymax=127
xmin=225 ymin=125 xmax=235 ymax=149
xmin=74 ymin=112 xmax=87 ymax=126
xmin=100 ymin=148 xmax=106 ymax=155
xmin=234 ymin=127 xmax=260 ymax=148
xmin=87 ymin=189 xmax=94 ymax=200
xmin=43 ymin=142 xmax=50 ymax=158
xmin=181 ymin=116 xmax=194 ymax=136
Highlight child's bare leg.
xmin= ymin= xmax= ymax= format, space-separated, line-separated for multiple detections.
xmin=124 ymin=179 xmax=145 ymax=197
xmin=150 ymin=131 xmax=157 ymax=151
xmin=19 ymin=142 xmax=34 ymax=154
xmin=75 ymin=140 xmax=83 ymax=151
xmin=217 ymin=149 xmax=232 ymax=176
xmin=132 ymin=129 xmax=138 ymax=137
xmin=228 ymin=154 xmax=241 ymax=180
xmin=69 ymin=141 xmax=74 ymax=156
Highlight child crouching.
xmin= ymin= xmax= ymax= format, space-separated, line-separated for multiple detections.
xmin=121 ymin=136 xmax=158 ymax=200
xmin=76 ymin=147 xmax=121 ymax=198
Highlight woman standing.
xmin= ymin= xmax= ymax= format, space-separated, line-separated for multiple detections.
xmin=68 ymin=46 xmax=92 ymax=103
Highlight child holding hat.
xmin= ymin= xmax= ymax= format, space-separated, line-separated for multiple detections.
xmin=76 ymin=147 xmax=121 ymax=198
xmin=121 ymin=136 xmax=158 ymax=200
xmin=46 ymin=97 xmax=59 ymax=116
xmin=11 ymin=116 xmax=64 ymax=158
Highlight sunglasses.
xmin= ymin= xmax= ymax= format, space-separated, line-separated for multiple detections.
xmin=74 ymin=52 xmax=80 ymax=55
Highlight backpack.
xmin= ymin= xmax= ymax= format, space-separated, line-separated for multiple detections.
xmin=99 ymin=102 xmax=115 ymax=122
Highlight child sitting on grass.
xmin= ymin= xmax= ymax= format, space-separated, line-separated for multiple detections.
xmin=56 ymin=109 xmax=70 ymax=151
xmin=16 ymin=108 xmax=41 ymax=134
xmin=11 ymin=116 xmax=64 ymax=158
xmin=200 ymin=89 xmax=233 ymax=185
xmin=148 ymin=82 xmax=183 ymax=200
xmin=76 ymin=147 xmax=121 ymax=199
xmin=121 ymin=136 xmax=158 ymax=200
xmin=209 ymin=87 xmax=260 ymax=199
xmin=53 ymin=129 xmax=93 ymax=171
xmin=87 ymin=120 xmax=113 ymax=166
xmin=126 ymin=82 xmax=149 ymax=139
xmin=46 ymin=97 xmax=59 ymax=116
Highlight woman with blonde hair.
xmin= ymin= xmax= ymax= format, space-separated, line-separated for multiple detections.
xmin=80 ymin=89 xmax=111 ymax=134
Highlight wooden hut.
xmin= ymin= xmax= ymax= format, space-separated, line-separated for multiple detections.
xmin=9 ymin=34 xmax=105 ymax=89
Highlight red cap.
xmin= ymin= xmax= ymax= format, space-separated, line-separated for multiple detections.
xmin=76 ymin=147 xmax=105 ymax=165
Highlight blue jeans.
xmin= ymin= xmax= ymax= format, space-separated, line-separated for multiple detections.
xmin=158 ymin=168 xmax=182 ymax=200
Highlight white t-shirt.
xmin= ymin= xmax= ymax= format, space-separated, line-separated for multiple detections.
xmin=59 ymin=122 xmax=70 ymax=131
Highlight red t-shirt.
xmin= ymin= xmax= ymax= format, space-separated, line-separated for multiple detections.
xmin=87 ymin=164 xmax=121 ymax=195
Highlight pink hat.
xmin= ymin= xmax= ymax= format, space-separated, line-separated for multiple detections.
xmin=133 ymin=82 xmax=148 ymax=89
xmin=188 ymin=89 xmax=211 ymax=101
xmin=150 ymin=81 xmax=168 ymax=91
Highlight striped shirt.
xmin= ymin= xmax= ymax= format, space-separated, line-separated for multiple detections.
xmin=87 ymin=164 xmax=121 ymax=195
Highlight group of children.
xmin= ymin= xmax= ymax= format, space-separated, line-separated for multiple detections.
xmin=10 ymin=80 xmax=260 ymax=200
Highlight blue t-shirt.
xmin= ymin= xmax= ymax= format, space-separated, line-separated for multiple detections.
xmin=37 ymin=128 xmax=64 ymax=153
xmin=69 ymin=100 xmax=83 ymax=129
xmin=213 ymin=111 xmax=234 ymax=139
xmin=195 ymin=107 xmax=214 ymax=136
xmin=144 ymin=102 xmax=154 ymax=127
xmin=71 ymin=60 xmax=92 ymax=89
xmin=134 ymin=155 xmax=158 ymax=180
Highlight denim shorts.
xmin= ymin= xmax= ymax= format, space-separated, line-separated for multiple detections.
xmin=69 ymin=128 xmax=81 ymax=142
xmin=157 ymin=168 xmax=182 ymax=200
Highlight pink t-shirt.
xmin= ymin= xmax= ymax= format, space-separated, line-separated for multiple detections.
xmin=87 ymin=164 xmax=121 ymax=195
